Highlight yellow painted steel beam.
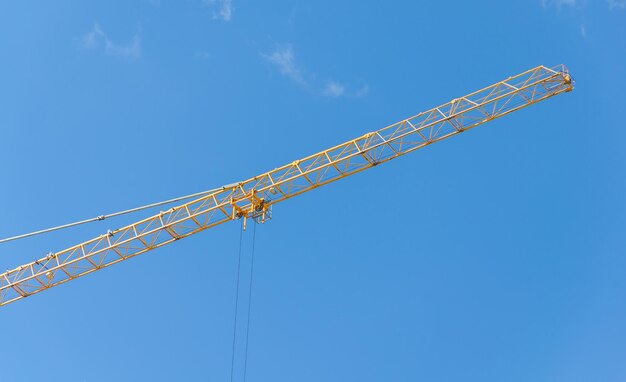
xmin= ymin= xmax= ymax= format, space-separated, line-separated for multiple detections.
xmin=0 ymin=65 xmax=573 ymax=307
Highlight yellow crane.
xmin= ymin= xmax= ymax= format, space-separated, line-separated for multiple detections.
xmin=0 ymin=65 xmax=573 ymax=307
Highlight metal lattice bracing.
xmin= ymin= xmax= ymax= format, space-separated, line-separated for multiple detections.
xmin=0 ymin=65 xmax=573 ymax=307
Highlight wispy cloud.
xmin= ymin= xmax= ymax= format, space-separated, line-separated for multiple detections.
xmin=195 ymin=51 xmax=211 ymax=60
xmin=203 ymin=0 xmax=234 ymax=21
xmin=540 ymin=0 xmax=588 ymax=38
xmin=262 ymin=44 xmax=368 ymax=99
xmin=261 ymin=45 xmax=306 ymax=85
xmin=323 ymin=81 xmax=346 ymax=98
xmin=81 ymin=23 xmax=141 ymax=59
xmin=541 ymin=0 xmax=577 ymax=8
xmin=608 ymin=0 xmax=626 ymax=9
xmin=543 ymin=0 xmax=626 ymax=10
xmin=354 ymin=84 xmax=369 ymax=98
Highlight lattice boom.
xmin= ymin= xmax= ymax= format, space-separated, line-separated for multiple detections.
xmin=0 ymin=65 xmax=573 ymax=307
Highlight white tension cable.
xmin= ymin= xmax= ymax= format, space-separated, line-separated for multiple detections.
xmin=0 ymin=184 xmax=239 ymax=244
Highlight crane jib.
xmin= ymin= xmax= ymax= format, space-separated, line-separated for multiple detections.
xmin=0 ymin=65 xmax=573 ymax=307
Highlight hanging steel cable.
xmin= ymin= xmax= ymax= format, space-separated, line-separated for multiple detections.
xmin=243 ymin=222 xmax=257 ymax=382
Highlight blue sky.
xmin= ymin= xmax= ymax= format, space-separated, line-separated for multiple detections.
xmin=0 ymin=1 xmax=625 ymax=381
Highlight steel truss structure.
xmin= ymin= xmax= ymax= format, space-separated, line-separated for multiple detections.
xmin=0 ymin=65 xmax=573 ymax=307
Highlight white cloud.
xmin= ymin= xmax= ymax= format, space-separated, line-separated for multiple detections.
xmin=354 ymin=84 xmax=369 ymax=98
xmin=323 ymin=81 xmax=346 ymax=98
xmin=81 ymin=23 xmax=141 ymax=59
xmin=195 ymin=51 xmax=211 ymax=60
xmin=580 ymin=25 xmax=587 ymax=38
xmin=82 ymin=24 xmax=103 ymax=48
xmin=608 ymin=0 xmax=626 ymax=9
xmin=261 ymin=45 xmax=306 ymax=85
xmin=203 ymin=0 xmax=233 ymax=21
xmin=262 ymin=44 xmax=368 ymax=99
xmin=541 ymin=0 xmax=577 ymax=8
